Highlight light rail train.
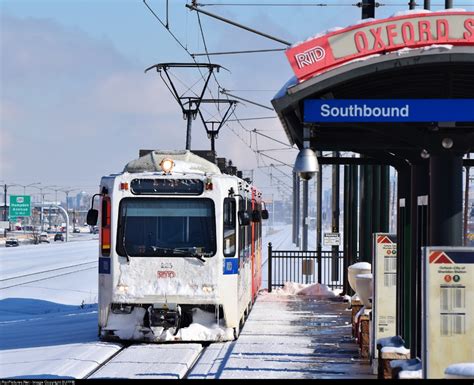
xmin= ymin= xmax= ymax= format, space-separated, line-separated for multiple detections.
xmin=87 ymin=150 xmax=267 ymax=342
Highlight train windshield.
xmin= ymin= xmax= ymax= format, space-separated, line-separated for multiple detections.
xmin=117 ymin=198 xmax=216 ymax=257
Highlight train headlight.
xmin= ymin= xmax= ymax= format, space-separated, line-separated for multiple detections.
xmin=160 ymin=158 xmax=175 ymax=174
xmin=117 ymin=283 xmax=129 ymax=293
xmin=202 ymin=284 xmax=215 ymax=293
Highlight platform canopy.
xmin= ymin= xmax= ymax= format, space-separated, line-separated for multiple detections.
xmin=272 ymin=11 xmax=474 ymax=162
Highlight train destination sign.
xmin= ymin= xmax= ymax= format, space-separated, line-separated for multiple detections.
xmin=286 ymin=11 xmax=474 ymax=81
xmin=304 ymin=99 xmax=474 ymax=123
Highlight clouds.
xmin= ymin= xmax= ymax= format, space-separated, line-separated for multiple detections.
xmin=0 ymin=13 xmax=185 ymax=187
xmin=0 ymin=6 xmax=296 ymax=200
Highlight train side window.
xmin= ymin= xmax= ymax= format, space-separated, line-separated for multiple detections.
xmin=223 ymin=198 xmax=236 ymax=258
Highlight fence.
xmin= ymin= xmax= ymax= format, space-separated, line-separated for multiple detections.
xmin=267 ymin=242 xmax=346 ymax=292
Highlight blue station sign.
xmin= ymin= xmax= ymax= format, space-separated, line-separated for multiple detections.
xmin=304 ymin=99 xmax=474 ymax=123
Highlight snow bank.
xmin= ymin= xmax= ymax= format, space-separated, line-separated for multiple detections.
xmin=173 ymin=309 xmax=234 ymax=342
xmin=445 ymin=363 xmax=474 ymax=378
xmin=399 ymin=369 xmax=422 ymax=379
xmin=377 ymin=335 xmax=405 ymax=348
xmin=390 ymin=358 xmax=422 ymax=371
xmin=381 ymin=346 xmax=410 ymax=355
xmin=271 ymin=282 xmax=336 ymax=298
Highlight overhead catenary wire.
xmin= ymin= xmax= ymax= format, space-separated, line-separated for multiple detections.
xmin=192 ymin=48 xmax=286 ymax=57
xmin=186 ymin=2 xmax=291 ymax=46
xmin=252 ymin=128 xmax=293 ymax=148
xmin=143 ymin=0 xmax=295 ymax=185
xmin=220 ymin=89 xmax=275 ymax=111
xmin=194 ymin=2 xmax=474 ymax=7
xmin=226 ymin=116 xmax=277 ymax=122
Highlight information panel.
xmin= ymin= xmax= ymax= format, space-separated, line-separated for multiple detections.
xmin=371 ymin=233 xmax=397 ymax=368
xmin=304 ymin=99 xmax=474 ymax=123
xmin=323 ymin=232 xmax=340 ymax=246
xmin=422 ymin=247 xmax=474 ymax=379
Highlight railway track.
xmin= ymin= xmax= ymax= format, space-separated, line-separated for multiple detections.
xmin=0 ymin=261 xmax=97 ymax=289
xmin=84 ymin=342 xmax=209 ymax=379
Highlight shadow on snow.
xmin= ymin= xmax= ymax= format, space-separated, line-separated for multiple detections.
xmin=0 ymin=298 xmax=98 ymax=350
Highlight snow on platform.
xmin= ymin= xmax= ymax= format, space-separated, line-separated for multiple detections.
xmin=89 ymin=344 xmax=203 ymax=379
xmin=189 ymin=290 xmax=375 ymax=379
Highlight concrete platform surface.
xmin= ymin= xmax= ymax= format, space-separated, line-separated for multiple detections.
xmin=190 ymin=291 xmax=376 ymax=379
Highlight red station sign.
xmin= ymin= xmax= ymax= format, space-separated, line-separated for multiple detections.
xmin=286 ymin=12 xmax=474 ymax=82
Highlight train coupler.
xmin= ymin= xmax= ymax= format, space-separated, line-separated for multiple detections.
xmin=148 ymin=303 xmax=181 ymax=333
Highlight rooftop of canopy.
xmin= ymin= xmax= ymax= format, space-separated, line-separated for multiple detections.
xmin=272 ymin=46 xmax=474 ymax=160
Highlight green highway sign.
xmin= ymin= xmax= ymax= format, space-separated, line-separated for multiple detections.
xmin=9 ymin=195 xmax=31 ymax=218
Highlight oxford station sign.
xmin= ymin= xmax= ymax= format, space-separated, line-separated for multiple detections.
xmin=287 ymin=12 xmax=474 ymax=81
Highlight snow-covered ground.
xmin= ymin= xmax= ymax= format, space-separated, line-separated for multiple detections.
xmin=0 ymin=224 xmax=353 ymax=379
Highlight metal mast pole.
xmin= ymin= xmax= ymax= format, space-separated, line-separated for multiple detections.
xmin=185 ymin=109 xmax=193 ymax=150
xmin=3 ymin=184 xmax=7 ymax=237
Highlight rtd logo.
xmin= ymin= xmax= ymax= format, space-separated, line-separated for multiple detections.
xmin=157 ymin=270 xmax=176 ymax=279
xmin=295 ymin=46 xmax=326 ymax=69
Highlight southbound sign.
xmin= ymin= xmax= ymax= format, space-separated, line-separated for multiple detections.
xmin=287 ymin=12 xmax=474 ymax=81
xmin=304 ymin=99 xmax=474 ymax=123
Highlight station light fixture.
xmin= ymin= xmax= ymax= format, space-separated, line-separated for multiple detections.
xmin=420 ymin=149 xmax=430 ymax=159
xmin=294 ymin=148 xmax=319 ymax=181
xmin=441 ymin=137 xmax=454 ymax=149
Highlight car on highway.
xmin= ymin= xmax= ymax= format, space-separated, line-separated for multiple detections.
xmin=54 ymin=233 xmax=65 ymax=242
xmin=5 ymin=238 xmax=19 ymax=247
xmin=39 ymin=232 xmax=50 ymax=243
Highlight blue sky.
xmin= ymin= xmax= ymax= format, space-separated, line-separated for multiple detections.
xmin=1 ymin=0 xmax=473 ymax=199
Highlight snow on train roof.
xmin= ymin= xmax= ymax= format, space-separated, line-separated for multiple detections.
xmin=123 ymin=150 xmax=221 ymax=175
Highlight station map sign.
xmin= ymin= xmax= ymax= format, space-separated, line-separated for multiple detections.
xmin=304 ymin=99 xmax=474 ymax=123
xmin=371 ymin=233 xmax=397 ymax=368
xmin=286 ymin=11 xmax=474 ymax=81
xmin=422 ymin=247 xmax=474 ymax=378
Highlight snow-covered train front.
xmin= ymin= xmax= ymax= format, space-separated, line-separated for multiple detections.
xmin=87 ymin=150 xmax=267 ymax=342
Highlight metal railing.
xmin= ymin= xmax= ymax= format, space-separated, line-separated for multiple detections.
xmin=267 ymin=242 xmax=345 ymax=292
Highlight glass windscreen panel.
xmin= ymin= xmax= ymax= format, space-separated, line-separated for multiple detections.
xmin=130 ymin=178 xmax=204 ymax=195
xmin=117 ymin=198 xmax=216 ymax=257
xmin=223 ymin=198 xmax=236 ymax=257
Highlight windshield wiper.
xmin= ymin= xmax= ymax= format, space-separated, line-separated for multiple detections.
xmin=121 ymin=206 xmax=130 ymax=262
xmin=150 ymin=246 xmax=209 ymax=263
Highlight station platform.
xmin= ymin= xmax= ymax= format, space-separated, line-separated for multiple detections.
xmin=190 ymin=291 xmax=375 ymax=379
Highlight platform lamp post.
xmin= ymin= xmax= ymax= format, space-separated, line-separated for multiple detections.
xmin=60 ymin=188 xmax=80 ymax=231
xmin=1 ymin=182 xmax=23 ymax=237
xmin=30 ymin=185 xmax=56 ymax=232
xmin=17 ymin=182 xmax=41 ymax=196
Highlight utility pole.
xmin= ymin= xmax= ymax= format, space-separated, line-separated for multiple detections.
xmin=464 ymin=154 xmax=471 ymax=245
xmin=331 ymin=152 xmax=340 ymax=281
xmin=3 ymin=184 xmax=7 ymax=238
